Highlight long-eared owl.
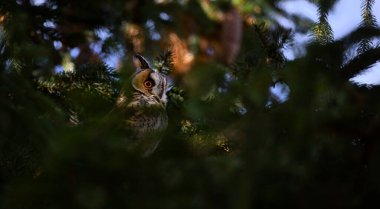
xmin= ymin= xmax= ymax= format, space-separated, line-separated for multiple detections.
xmin=117 ymin=54 xmax=171 ymax=156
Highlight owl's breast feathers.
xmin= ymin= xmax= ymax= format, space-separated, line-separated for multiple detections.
xmin=121 ymin=92 xmax=168 ymax=139
xmin=118 ymin=92 xmax=168 ymax=156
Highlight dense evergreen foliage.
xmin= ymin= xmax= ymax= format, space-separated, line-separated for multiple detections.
xmin=1 ymin=0 xmax=380 ymax=208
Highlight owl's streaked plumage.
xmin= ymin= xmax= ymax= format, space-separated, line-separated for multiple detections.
xmin=117 ymin=54 xmax=171 ymax=156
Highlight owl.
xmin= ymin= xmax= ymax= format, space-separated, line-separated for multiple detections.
xmin=117 ymin=54 xmax=171 ymax=156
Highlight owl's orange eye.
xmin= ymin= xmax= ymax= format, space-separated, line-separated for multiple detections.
xmin=143 ymin=80 xmax=154 ymax=88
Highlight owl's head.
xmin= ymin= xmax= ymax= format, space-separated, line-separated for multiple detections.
xmin=131 ymin=54 xmax=171 ymax=106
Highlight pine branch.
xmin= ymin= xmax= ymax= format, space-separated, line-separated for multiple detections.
xmin=312 ymin=0 xmax=337 ymax=44
xmin=360 ymin=0 xmax=377 ymax=28
xmin=313 ymin=9 xmax=333 ymax=44
xmin=341 ymin=46 xmax=380 ymax=79
xmin=153 ymin=50 xmax=173 ymax=75
xmin=254 ymin=24 xmax=291 ymax=65
xmin=339 ymin=27 xmax=380 ymax=46
xmin=358 ymin=0 xmax=378 ymax=54
xmin=37 ymin=63 xmax=118 ymax=99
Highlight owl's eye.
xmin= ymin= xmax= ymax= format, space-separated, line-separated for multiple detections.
xmin=143 ymin=80 xmax=154 ymax=88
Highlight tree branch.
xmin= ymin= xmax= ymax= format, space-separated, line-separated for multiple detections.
xmin=341 ymin=47 xmax=380 ymax=79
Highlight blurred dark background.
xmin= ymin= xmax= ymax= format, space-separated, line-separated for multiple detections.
xmin=1 ymin=0 xmax=380 ymax=208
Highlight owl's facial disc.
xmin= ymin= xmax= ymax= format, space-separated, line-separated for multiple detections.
xmin=132 ymin=69 xmax=151 ymax=92
xmin=131 ymin=68 xmax=169 ymax=106
xmin=150 ymin=72 xmax=165 ymax=95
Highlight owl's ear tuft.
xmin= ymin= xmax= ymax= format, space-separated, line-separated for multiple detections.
xmin=133 ymin=54 xmax=150 ymax=70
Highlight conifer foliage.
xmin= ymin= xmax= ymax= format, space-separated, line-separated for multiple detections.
xmin=1 ymin=0 xmax=380 ymax=208
xmin=358 ymin=0 xmax=378 ymax=53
